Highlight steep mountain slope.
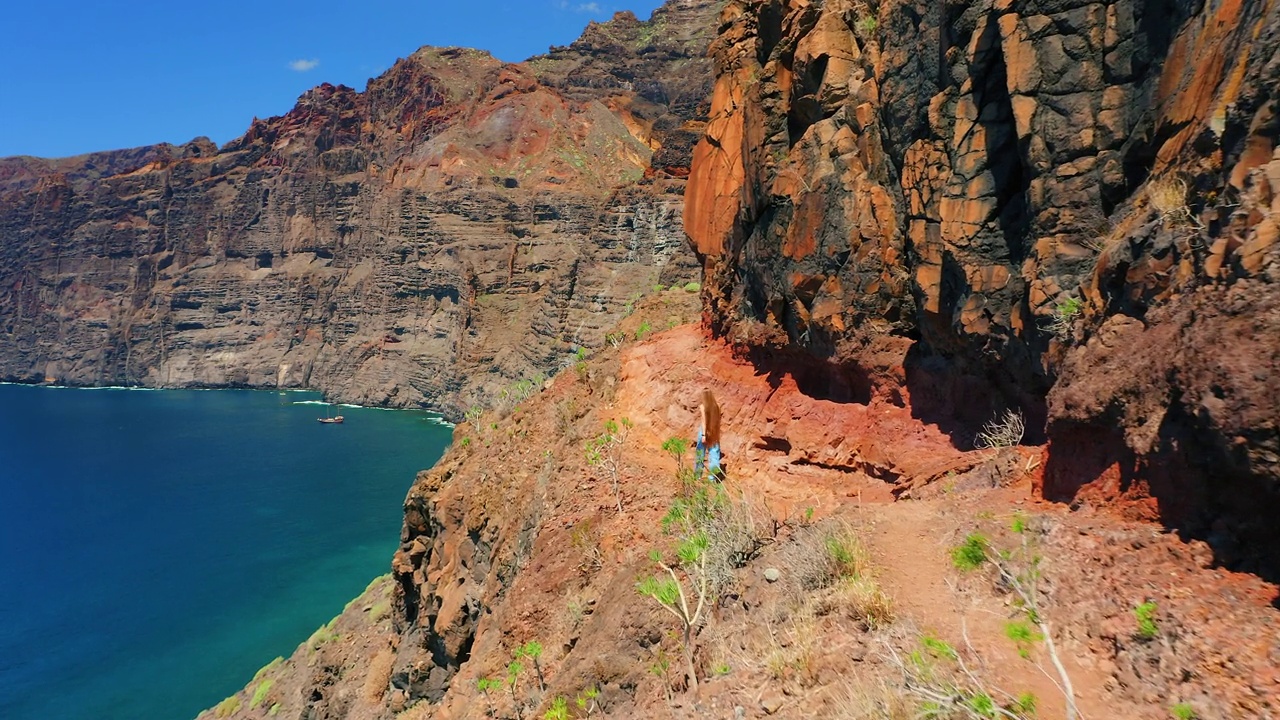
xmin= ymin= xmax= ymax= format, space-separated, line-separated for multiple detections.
xmin=0 ymin=1 xmax=721 ymax=418
xmin=685 ymin=0 xmax=1280 ymax=577
xmin=201 ymin=309 xmax=1280 ymax=720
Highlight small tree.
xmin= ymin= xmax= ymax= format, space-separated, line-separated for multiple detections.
xmin=585 ymin=418 xmax=633 ymax=511
xmin=476 ymin=677 xmax=499 ymax=717
xmin=649 ymin=649 xmax=674 ymax=706
xmin=662 ymin=436 xmax=690 ymax=477
xmin=575 ymin=687 xmax=601 ymax=716
xmin=506 ymin=660 xmax=524 ymax=719
xmin=952 ymin=518 xmax=1078 ymax=720
xmin=635 ymin=488 xmax=722 ymax=695
xmin=662 ymin=436 xmax=696 ymax=493
xmin=516 ymin=641 xmax=546 ymax=693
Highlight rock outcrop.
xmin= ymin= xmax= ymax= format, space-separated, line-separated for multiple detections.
xmin=684 ymin=0 xmax=1280 ymax=575
xmin=0 ymin=1 xmax=721 ymax=418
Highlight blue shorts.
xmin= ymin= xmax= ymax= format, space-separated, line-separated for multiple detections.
xmin=695 ymin=431 xmax=722 ymax=479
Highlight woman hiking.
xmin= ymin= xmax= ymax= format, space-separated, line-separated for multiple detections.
xmin=695 ymin=388 xmax=724 ymax=481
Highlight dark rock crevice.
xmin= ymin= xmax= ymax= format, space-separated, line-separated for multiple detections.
xmin=970 ymin=13 xmax=1030 ymax=267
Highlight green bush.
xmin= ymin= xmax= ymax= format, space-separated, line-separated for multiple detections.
xmin=951 ymin=533 xmax=988 ymax=571
xmin=543 ymin=696 xmax=569 ymax=720
xmin=824 ymin=530 xmax=868 ymax=579
xmin=1135 ymin=601 xmax=1159 ymax=639
xmin=1048 ymin=296 xmax=1084 ymax=340
xmin=1005 ymin=620 xmax=1042 ymax=658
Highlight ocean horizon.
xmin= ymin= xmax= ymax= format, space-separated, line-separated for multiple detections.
xmin=0 ymin=384 xmax=451 ymax=720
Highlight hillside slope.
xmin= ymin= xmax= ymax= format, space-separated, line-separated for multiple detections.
xmin=0 ymin=1 xmax=720 ymax=418
xmin=201 ymin=305 xmax=1280 ymax=720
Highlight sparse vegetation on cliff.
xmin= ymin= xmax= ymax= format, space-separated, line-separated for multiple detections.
xmin=637 ymin=491 xmax=718 ymax=694
xmin=1135 ymin=601 xmax=1160 ymax=640
xmin=952 ymin=518 xmax=1080 ymax=719
xmin=1048 ymin=296 xmax=1083 ymax=340
xmin=585 ymin=418 xmax=633 ymax=511
xmin=975 ymin=410 xmax=1026 ymax=450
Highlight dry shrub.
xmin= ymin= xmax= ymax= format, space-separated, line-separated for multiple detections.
xmin=974 ymin=410 xmax=1025 ymax=450
xmin=824 ymin=680 xmax=914 ymax=720
xmin=396 ymin=701 xmax=433 ymax=720
xmin=796 ymin=521 xmax=895 ymax=629
xmin=789 ymin=522 xmax=873 ymax=591
xmin=703 ymin=488 xmax=774 ymax=596
xmin=812 ymin=576 xmax=895 ymax=630
xmin=555 ymin=399 xmax=583 ymax=444
xmin=362 ymin=648 xmax=396 ymax=703
xmin=762 ymin=611 xmax=820 ymax=685
xmin=1148 ymin=176 xmax=1191 ymax=223
xmin=562 ymin=587 xmax=593 ymax=630
xmin=725 ymin=520 xmax=895 ymax=690
xmin=569 ymin=519 xmax=604 ymax=576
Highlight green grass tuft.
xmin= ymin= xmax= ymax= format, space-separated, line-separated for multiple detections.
xmin=251 ymin=678 xmax=275 ymax=708
xmin=951 ymin=533 xmax=988 ymax=571
xmin=1135 ymin=601 xmax=1159 ymax=639
xmin=213 ymin=695 xmax=242 ymax=718
xmin=252 ymin=656 xmax=283 ymax=682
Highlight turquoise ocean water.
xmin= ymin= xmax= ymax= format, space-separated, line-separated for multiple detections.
xmin=0 ymin=384 xmax=451 ymax=720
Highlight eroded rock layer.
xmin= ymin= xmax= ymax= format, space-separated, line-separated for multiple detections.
xmin=0 ymin=1 xmax=721 ymax=418
xmin=684 ymin=0 xmax=1280 ymax=572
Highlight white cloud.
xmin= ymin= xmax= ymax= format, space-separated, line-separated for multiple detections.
xmin=288 ymin=58 xmax=320 ymax=72
xmin=556 ymin=1 xmax=604 ymax=11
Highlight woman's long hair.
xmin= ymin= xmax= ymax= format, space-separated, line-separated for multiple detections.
xmin=701 ymin=388 xmax=721 ymax=447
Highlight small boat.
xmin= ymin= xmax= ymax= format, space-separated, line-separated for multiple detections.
xmin=318 ymin=401 xmax=344 ymax=424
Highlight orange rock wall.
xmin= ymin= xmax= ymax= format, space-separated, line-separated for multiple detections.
xmin=686 ymin=0 xmax=1280 ymax=567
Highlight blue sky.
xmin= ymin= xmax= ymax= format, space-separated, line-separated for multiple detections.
xmin=0 ymin=1 xmax=666 ymax=158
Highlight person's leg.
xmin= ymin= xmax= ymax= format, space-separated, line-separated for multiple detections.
xmin=708 ymin=443 xmax=722 ymax=481
xmin=695 ymin=431 xmax=706 ymax=479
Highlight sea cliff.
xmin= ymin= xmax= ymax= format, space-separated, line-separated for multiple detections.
xmin=0 ymin=1 xmax=721 ymax=419
xmin=4 ymin=0 xmax=1278 ymax=717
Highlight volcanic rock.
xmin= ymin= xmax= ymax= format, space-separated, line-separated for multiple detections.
xmin=683 ymin=0 xmax=1280 ymax=577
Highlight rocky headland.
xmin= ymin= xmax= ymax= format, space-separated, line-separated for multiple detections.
xmin=5 ymin=0 xmax=1279 ymax=718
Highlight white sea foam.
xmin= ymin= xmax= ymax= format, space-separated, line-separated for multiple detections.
xmin=0 ymin=382 xmax=162 ymax=391
xmin=292 ymin=398 xmax=454 ymax=425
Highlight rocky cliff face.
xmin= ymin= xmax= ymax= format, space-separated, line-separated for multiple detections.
xmin=188 ymin=2 xmax=1280 ymax=718
xmin=684 ymin=0 xmax=1280 ymax=575
xmin=0 ymin=1 xmax=721 ymax=418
